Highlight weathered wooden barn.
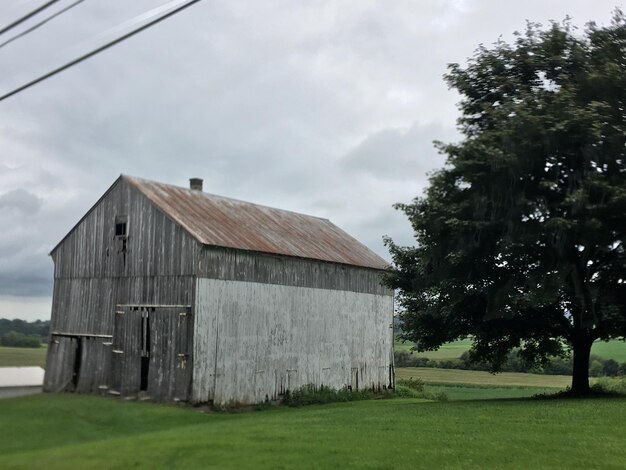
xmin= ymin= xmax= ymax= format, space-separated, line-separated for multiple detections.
xmin=44 ymin=175 xmax=394 ymax=404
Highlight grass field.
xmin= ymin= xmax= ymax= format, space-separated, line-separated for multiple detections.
xmin=591 ymin=340 xmax=626 ymax=362
xmin=394 ymin=337 xmax=473 ymax=358
xmin=396 ymin=337 xmax=626 ymax=362
xmin=397 ymin=367 xmax=571 ymax=400
xmin=1 ymin=394 xmax=625 ymax=469
xmin=397 ymin=367 xmax=571 ymax=388
xmin=0 ymin=346 xmax=47 ymax=368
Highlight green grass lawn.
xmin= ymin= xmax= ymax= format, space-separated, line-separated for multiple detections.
xmin=396 ymin=337 xmax=626 ymax=362
xmin=0 ymin=346 xmax=47 ymax=367
xmin=422 ymin=383 xmax=555 ymax=400
xmin=1 ymin=394 xmax=625 ymax=469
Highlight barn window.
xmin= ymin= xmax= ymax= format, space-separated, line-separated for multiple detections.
xmin=115 ymin=215 xmax=128 ymax=237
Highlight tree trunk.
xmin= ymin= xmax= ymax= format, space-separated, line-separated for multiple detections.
xmin=570 ymin=333 xmax=593 ymax=396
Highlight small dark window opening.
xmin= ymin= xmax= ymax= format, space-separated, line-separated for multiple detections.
xmin=115 ymin=215 xmax=128 ymax=237
xmin=115 ymin=222 xmax=127 ymax=236
xmin=115 ymin=216 xmax=129 ymax=267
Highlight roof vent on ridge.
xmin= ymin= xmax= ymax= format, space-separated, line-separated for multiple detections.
xmin=189 ymin=178 xmax=203 ymax=191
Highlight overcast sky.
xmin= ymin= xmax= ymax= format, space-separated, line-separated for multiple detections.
xmin=0 ymin=0 xmax=622 ymax=320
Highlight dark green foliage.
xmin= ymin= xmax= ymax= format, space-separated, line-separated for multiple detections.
xmin=0 ymin=319 xmax=49 ymax=340
xmin=0 ymin=331 xmax=42 ymax=348
xmin=602 ymin=359 xmax=620 ymax=376
xmin=395 ymin=351 xmax=442 ymax=368
xmin=589 ymin=360 xmax=605 ymax=377
xmin=395 ymin=349 xmax=626 ymax=377
xmin=542 ymin=356 xmax=573 ymax=375
xmin=385 ymin=12 xmax=626 ymax=395
xmin=0 ymin=319 xmax=49 ymax=348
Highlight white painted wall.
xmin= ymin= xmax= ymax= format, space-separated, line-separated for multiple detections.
xmin=193 ymin=278 xmax=394 ymax=405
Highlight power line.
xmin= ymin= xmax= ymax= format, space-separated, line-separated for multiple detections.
xmin=0 ymin=0 xmax=203 ymax=103
xmin=0 ymin=0 xmax=61 ymax=35
xmin=93 ymin=0 xmax=192 ymax=43
xmin=0 ymin=0 xmax=86 ymax=50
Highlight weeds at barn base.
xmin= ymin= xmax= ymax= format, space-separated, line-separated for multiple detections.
xmin=280 ymin=381 xmax=448 ymax=407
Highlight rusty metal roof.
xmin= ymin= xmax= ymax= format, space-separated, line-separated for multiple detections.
xmin=125 ymin=175 xmax=389 ymax=270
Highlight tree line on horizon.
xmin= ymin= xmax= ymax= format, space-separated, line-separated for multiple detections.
xmin=0 ymin=319 xmax=49 ymax=348
xmin=394 ymin=349 xmax=626 ymax=378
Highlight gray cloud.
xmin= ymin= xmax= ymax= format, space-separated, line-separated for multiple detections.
xmin=0 ymin=0 xmax=622 ymax=318
xmin=342 ymin=123 xmax=456 ymax=181
xmin=0 ymin=188 xmax=43 ymax=214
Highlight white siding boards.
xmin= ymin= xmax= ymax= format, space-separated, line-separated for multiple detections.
xmin=44 ymin=175 xmax=394 ymax=405
xmin=194 ymin=279 xmax=393 ymax=405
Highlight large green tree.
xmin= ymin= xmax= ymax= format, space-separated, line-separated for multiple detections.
xmin=384 ymin=13 xmax=626 ymax=395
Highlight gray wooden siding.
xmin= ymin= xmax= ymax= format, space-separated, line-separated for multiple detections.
xmin=44 ymin=275 xmax=195 ymax=393
xmin=44 ymin=335 xmax=111 ymax=395
xmin=51 ymin=178 xmax=200 ymax=280
xmin=193 ymin=278 xmax=394 ymax=405
xmin=45 ymin=177 xmax=199 ymax=395
xmin=48 ymin=276 xmax=195 ymax=334
xmin=199 ymin=246 xmax=391 ymax=296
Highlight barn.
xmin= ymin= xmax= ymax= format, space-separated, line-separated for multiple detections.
xmin=44 ymin=175 xmax=394 ymax=405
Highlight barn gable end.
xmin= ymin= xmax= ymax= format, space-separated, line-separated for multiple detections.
xmin=45 ymin=176 xmax=199 ymax=399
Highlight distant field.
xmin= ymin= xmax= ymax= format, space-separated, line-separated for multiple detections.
xmin=0 ymin=346 xmax=47 ymax=368
xmin=396 ymin=337 xmax=626 ymax=362
xmin=396 ymin=367 xmax=571 ymax=388
xmin=592 ymin=340 xmax=626 ymax=362
xmin=1 ymin=394 xmax=625 ymax=469
xmin=395 ymin=337 xmax=473 ymax=359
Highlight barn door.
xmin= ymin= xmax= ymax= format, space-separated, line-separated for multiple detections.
xmin=147 ymin=307 xmax=192 ymax=401
xmin=110 ymin=306 xmax=142 ymax=395
xmin=111 ymin=305 xmax=191 ymax=401
xmin=44 ymin=336 xmax=78 ymax=392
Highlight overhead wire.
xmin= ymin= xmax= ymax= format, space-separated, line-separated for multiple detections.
xmin=0 ymin=0 xmax=203 ymax=103
xmin=0 ymin=0 xmax=86 ymax=50
xmin=0 ymin=0 xmax=62 ymax=35
xmin=92 ymin=0 xmax=192 ymax=44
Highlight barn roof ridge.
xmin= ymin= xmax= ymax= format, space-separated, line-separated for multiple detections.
xmin=121 ymin=174 xmax=331 ymax=222
xmin=124 ymin=175 xmax=389 ymax=270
